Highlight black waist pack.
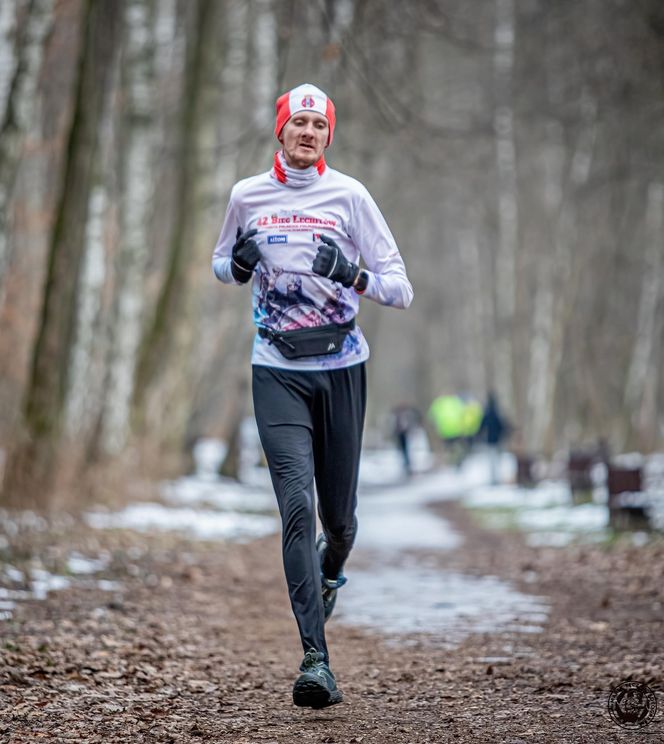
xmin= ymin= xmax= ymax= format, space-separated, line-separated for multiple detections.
xmin=257 ymin=318 xmax=355 ymax=360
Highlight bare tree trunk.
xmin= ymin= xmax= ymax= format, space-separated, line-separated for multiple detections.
xmin=317 ymin=0 xmax=355 ymax=90
xmin=0 ymin=1 xmax=18 ymax=112
xmin=492 ymin=0 xmax=518 ymax=412
xmin=1 ymin=0 xmax=122 ymax=506
xmin=0 ymin=0 xmax=54 ymax=308
xmin=186 ymin=0 xmax=250 ymax=445
xmin=459 ymin=227 xmax=487 ymax=395
xmin=218 ymin=376 xmax=249 ymax=480
xmin=177 ymin=0 xmax=279 ymax=458
xmin=215 ymin=0 xmax=249 ymax=193
xmin=64 ymin=183 xmax=109 ymax=441
xmin=623 ymin=182 xmax=664 ymax=448
xmin=132 ymin=0 xmax=234 ymax=465
xmin=0 ymin=0 xmax=85 ymax=450
xmin=99 ymin=0 xmax=158 ymax=456
xmin=527 ymin=95 xmax=596 ymax=452
xmin=242 ymin=0 xmax=279 ymax=172
xmin=132 ymin=0 xmax=214 ymax=418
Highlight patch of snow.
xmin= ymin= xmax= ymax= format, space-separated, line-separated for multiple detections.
xmin=67 ymin=551 xmax=110 ymax=575
xmin=613 ymin=452 xmax=645 ymax=468
xmin=463 ymin=481 xmax=570 ymax=510
xmin=191 ymin=438 xmax=227 ymax=476
xmin=357 ymin=438 xmax=436 ymax=487
xmin=30 ymin=569 xmax=71 ymax=601
xmin=4 ymin=566 xmax=24 ymax=583
xmin=86 ymin=503 xmax=278 ymax=542
xmin=161 ymin=476 xmax=275 ymax=512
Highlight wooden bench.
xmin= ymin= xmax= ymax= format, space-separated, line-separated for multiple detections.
xmin=516 ymin=453 xmax=536 ymax=488
xmin=607 ymin=464 xmax=650 ymax=531
xmin=567 ymin=451 xmax=596 ymax=504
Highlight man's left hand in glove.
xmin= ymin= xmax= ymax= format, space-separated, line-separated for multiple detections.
xmin=311 ymin=235 xmax=360 ymax=288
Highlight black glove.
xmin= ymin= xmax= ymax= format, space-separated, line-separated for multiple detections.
xmin=311 ymin=235 xmax=360 ymax=288
xmin=231 ymin=227 xmax=261 ymax=283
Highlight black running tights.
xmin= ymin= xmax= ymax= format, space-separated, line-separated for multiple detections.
xmin=252 ymin=363 xmax=366 ymax=662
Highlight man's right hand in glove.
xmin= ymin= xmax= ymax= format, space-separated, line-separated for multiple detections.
xmin=231 ymin=227 xmax=261 ymax=283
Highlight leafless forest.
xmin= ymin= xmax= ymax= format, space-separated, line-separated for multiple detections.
xmin=0 ymin=0 xmax=662 ymax=506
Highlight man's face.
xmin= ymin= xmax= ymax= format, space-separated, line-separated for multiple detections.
xmin=280 ymin=112 xmax=329 ymax=169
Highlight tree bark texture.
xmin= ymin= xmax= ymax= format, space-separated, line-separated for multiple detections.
xmin=2 ymin=0 xmax=122 ymax=504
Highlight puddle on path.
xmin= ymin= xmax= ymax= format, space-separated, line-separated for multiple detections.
xmin=339 ymin=475 xmax=550 ymax=645
xmin=337 ymin=565 xmax=549 ymax=644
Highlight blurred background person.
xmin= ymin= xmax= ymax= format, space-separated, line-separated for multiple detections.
xmin=390 ymin=403 xmax=422 ymax=478
xmin=478 ymin=391 xmax=511 ymax=485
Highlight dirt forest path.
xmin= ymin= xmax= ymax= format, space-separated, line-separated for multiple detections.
xmin=1 ymin=486 xmax=663 ymax=743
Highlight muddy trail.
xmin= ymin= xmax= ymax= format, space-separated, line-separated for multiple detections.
xmin=1 ymin=475 xmax=663 ymax=743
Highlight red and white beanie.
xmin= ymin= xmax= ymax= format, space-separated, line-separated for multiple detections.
xmin=274 ymin=83 xmax=336 ymax=146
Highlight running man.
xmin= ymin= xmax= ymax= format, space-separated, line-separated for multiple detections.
xmin=212 ymin=83 xmax=413 ymax=708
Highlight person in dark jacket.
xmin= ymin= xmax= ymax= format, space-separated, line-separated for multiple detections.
xmin=478 ymin=392 xmax=510 ymax=484
xmin=391 ymin=404 xmax=421 ymax=477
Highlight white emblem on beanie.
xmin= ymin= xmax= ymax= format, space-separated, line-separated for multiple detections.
xmin=287 ymin=83 xmax=329 ymax=118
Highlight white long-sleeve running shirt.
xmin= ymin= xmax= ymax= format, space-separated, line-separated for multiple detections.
xmin=212 ymin=161 xmax=413 ymax=371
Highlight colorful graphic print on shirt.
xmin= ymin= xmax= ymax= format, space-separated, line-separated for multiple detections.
xmin=254 ymin=267 xmax=348 ymax=330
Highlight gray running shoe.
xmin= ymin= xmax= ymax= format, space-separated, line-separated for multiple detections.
xmin=316 ymin=533 xmax=347 ymax=622
xmin=292 ymin=648 xmax=343 ymax=708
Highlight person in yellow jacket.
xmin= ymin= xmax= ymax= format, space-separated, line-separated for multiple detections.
xmin=428 ymin=394 xmax=482 ymax=465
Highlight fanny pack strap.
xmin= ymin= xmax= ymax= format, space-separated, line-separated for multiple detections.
xmin=257 ymin=317 xmax=355 ymax=345
xmin=257 ymin=325 xmax=295 ymax=351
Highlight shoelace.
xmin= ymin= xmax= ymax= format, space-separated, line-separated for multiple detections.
xmin=302 ymin=649 xmax=324 ymax=669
